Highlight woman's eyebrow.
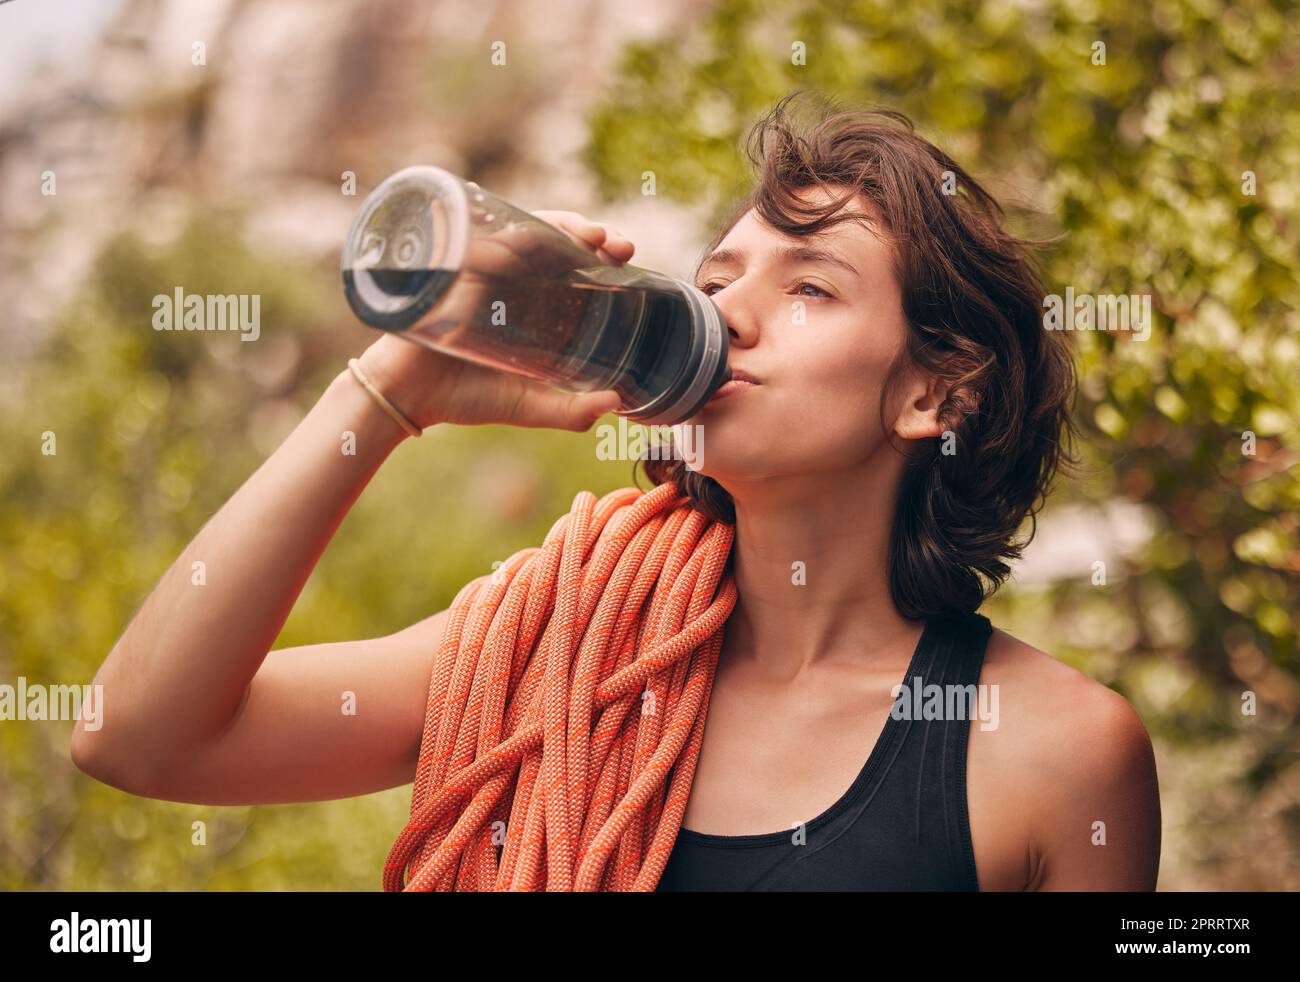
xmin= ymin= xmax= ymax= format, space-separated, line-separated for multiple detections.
xmin=695 ymin=243 xmax=860 ymax=279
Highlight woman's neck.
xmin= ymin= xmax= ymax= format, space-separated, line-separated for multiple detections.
xmin=720 ymin=462 xmax=921 ymax=680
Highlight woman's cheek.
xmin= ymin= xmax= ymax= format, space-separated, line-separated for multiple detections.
xmin=773 ymin=382 xmax=868 ymax=453
xmin=810 ymin=360 xmax=893 ymax=451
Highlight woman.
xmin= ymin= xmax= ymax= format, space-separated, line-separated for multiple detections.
xmin=71 ymin=93 xmax=1161 ymax=891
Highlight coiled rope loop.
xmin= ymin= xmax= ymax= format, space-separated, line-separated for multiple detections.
xmin=383 ymin=481 xmax=737 ymax=891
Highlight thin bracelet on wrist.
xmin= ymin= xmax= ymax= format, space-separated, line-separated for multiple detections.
xmin=346 ymin=358 xmax=422 ymax=438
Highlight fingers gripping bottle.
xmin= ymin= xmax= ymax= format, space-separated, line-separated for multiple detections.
xmin=341 ymin=166 xmax=731 ymax=426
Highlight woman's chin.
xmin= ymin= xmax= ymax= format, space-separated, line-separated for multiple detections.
xmin=679 ymin=454 xmax=752 ymax=485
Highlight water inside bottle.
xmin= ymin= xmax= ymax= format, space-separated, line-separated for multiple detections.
xmin=343 ymin=265 xmax=695 ymax=410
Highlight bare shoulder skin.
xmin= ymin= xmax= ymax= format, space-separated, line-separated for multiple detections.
xmin=967 ymin=628 xmax=1162 ymax=891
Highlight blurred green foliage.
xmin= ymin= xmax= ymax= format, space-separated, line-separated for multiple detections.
xmin=584 ymin=0 xmax=1300 ymax=884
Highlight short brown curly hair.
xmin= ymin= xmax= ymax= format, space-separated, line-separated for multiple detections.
xmin=639 ymin=90 xmax=1078 ymax=620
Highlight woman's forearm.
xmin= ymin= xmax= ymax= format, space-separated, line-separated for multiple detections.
xmin=73 ymin=367 xmax=415 ymax=779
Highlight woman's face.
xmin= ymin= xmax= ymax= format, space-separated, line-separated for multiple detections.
xmin=682 ymin=187 xmax=918 ymax=482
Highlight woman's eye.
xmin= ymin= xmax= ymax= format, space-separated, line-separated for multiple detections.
xmin=696 ymin=280 xmax=829 ymax=299
xmin=795 ymin=281 xmax=832 ymax=299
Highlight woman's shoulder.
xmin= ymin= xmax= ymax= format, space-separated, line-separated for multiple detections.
xmin=977 ymin=623 xmax=1156 ymax=811
xmin=980 ymin=625 xmax=1144 ymax=729
xmin=973 ymin=624 xmax=1161 ymax=889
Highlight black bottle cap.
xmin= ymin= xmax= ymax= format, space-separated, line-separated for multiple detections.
xmin=623 ymin=291 xmax=730 ymax=425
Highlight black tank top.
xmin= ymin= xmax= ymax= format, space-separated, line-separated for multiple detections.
xmin=655 ymin=611 xmax=993 ymax=891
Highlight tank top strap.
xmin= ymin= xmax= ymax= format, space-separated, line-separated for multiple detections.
xmin=902 ymin=609 xmax=993 ymax=688
xmin=909 ymin=608 xmax=993 ymax=890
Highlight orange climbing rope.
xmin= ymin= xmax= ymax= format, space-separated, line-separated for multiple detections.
xmin=383 ymin=480 xmax=737 ymax=891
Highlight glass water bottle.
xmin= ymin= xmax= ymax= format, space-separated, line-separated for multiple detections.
xmin=340 ymin=166 xmax=731 ymax=425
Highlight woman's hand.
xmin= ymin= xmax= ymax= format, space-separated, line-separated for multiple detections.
xmin=355 ymin=211 xmax=636 ymax=432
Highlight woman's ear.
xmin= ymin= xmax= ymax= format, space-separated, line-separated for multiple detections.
xmin=891 ymin=365 xmax=951 ymax=441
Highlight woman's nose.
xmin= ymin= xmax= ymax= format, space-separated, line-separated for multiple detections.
xmin=709 ymin=284 xmax=760 ymax=349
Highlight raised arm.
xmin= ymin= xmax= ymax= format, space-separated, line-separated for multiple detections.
xmin=70 ymin=213 xmax=634 ymax=804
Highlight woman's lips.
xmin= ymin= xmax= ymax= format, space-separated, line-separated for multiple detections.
xmin=707 ymin=372 xmax=760 ymax=404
